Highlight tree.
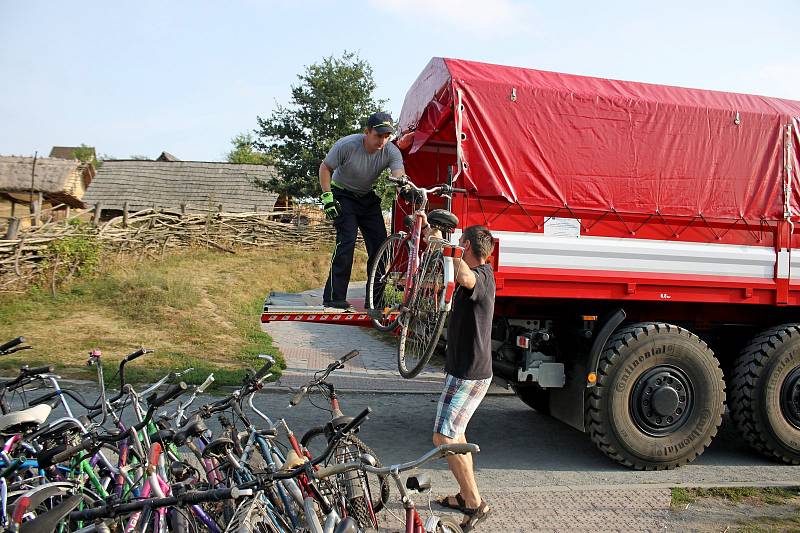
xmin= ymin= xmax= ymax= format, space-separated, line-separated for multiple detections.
xmin=254 ymin=52 xmax=386 ymax=198
xmin=70 ymin=143 xmax=102 ymax=169
xmin=226 ymin=133 xmax=273 ymax=165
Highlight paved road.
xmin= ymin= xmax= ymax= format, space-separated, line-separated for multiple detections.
xmin=258 ymin=284 xmax=800 ymax=530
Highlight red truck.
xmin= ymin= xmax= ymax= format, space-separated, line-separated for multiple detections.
xmin=394 ymin=57 xmax=800 ymax=470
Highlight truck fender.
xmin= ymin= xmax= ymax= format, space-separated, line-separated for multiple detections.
xmin=549 ymin=307 xmax=626 ymax=432
xmin=586 ymin=308 xmax=627 ymax=387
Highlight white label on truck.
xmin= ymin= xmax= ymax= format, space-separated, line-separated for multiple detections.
xmin=544 ymin=217 xmax=581 ymax=238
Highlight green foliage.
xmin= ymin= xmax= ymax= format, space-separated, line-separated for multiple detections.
xmin=70 ymin=143 xmax=102 ymax=169
xmin=254 ymin=51 xmax=386 ymax=198
xmin=226 ymin=133 xmax=273 ymax=165
xmin=41 ymin=235 xmax=101 ymax=290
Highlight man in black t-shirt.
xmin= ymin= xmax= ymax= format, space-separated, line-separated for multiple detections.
xmin=428 ymin=223 xmax=495 ymax=531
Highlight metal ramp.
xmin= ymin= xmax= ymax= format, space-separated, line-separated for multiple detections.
xmin=261 ymin=291 xmax=382 ymax=327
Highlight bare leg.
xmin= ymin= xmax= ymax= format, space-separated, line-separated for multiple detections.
xmin=433 ymin=432 xmax=483 ymax=508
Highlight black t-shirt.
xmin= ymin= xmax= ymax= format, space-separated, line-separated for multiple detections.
xmin=445 ymin=263 xmax=496 ymax=380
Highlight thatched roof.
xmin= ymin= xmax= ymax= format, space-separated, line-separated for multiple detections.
xmin=49 ymin=146 xmax=96 ymax=160
xmin=0 ymin=156 xmax=93 ymax=208
xmin=83 ymin=160 xmax=280 ymax=213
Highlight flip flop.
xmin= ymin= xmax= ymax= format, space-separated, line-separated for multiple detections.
xmin=460 ymin=500 xmax=491 ymax=532
xmin=435 ymin=493 xmax=467 ymax=512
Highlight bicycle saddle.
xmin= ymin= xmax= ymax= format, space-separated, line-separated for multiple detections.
xmin=202 ymin=437 xmax=234 ymax=459
xmin=174 ymin=416 xmax=208 ymax=446
xmin=427 ymin=209 xmax=458 ymax=232
xmin=0 ymin=404 xmax=51 ymax=433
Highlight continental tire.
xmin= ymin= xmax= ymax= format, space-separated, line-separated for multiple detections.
xmin=586 ymin=322 xmax=725 ymax=470
xmin=729 ymin=324 xmax=800 ymax=465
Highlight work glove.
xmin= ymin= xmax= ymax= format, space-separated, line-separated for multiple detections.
xmin=321 ymin=191 xmax=342 ymax=220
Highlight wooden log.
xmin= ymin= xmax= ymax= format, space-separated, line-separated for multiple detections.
xmin=92 ymin=203 xmax=103 ymax=225
xmin=4 ymin=218 xmax=19 ymax=240
xmin=123 ymin=201 xmax=129 ymax=228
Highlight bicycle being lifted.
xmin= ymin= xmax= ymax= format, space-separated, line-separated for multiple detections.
xmin=366 ymin=175 xmax=466 ymax=379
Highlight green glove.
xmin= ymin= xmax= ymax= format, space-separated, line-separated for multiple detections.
xmin=321 ymin=191 xmax=341 ymax=220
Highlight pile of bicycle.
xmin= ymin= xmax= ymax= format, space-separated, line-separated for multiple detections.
xmin=0 ymin=337 xmax=477 ymax=533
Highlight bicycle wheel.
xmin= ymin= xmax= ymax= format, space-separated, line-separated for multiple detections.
xmin=435 ymin=515 xmax=464 ymax=532
xmin=397 ymin=251 xmax=448 ymax=379
xmin=300 ymin=428 xmax=390 ymax=514
xmin=367 ymin=233 xmax=410 ymax=332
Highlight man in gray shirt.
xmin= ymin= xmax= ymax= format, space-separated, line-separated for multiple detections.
xmin=319 ymin=112 xmax=411 ymax=308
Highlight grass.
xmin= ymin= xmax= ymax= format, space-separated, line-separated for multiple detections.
xmin=0 ymin=244 xmax=367 ymax=386
xmin=671 ymin=487 xmax=800 ymax=508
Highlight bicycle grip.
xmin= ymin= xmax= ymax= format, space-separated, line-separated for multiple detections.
xmin=124 ymin=347 xmax=148 ymax=362
xmin=22 ymin=365 xmax=53 ymax=377
xmin=149 ymin=382 xmax=188 ymax=408
xmin=314 ymin=462 xmax=357 ymax=479
xmin=450 ymin=187 xmax=468 ymax=193
xmin=252 ymin=361 xmax=274 ymax=382
xmin=52 ymin=438 xmax=94 ymax=464
xmin=340 ymin=407 xmax=371 ymax=435
xmin=440 ymin=443 xmax=480 ymax=455
xmin=289 ymin=386 xmax=308 ymax=407
xmin=0 ymin=337 xmax=24 ymax=353
xmin=340 ymin=350 xmax=359 ymax=363
xmin=196 ymin=374 xmax=215 ymax=394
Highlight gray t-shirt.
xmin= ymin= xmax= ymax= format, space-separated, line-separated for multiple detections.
xmin=323 ymin=134 xmax=404 ymax=194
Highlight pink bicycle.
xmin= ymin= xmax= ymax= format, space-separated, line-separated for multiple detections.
xmin=366 ymin=175 xmax=465 ymax=378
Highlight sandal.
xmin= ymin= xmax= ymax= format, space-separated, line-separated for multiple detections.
xmin=435 ymin=493 xmax=467 ymax=512
xmin=460 ymin=500 xmax=491 ymax=532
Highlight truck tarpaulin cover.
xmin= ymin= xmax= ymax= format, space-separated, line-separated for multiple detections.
xmin=398 ymin=58 xmax=800 ymax=221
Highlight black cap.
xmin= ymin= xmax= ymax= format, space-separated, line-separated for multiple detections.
xmin=367 ymin=112 xmax=394 ymax=134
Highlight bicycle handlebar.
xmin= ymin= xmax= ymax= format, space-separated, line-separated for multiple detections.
xmin=124 ymin=347 xmax=152 ymax=362
xmin=0 ymin=337 xmax=24 ymax=354
xmin=196 ymin=373 xmax=215 ymax=394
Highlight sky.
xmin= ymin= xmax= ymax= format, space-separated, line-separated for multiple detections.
xmin=2 ymin=0 xmax=799 ymax=162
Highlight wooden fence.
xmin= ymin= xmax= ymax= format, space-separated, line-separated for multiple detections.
xmin=0 ymin=207 xmax=340 ymax=292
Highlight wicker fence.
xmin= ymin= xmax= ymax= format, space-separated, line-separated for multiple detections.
xmin=0 ymin=207 xmax=338 ymax=292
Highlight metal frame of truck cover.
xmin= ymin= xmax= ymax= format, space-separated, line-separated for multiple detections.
xmin=397 ymin=58 xmax=800 ymax=309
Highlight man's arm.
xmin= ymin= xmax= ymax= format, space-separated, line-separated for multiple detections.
xmin=319 ymin=162 xmax=333 ymax=193
xmin=454 ymin=257 xmax=476 ymax=289
xmin=390 ymin=167 xmax=405 ymax=178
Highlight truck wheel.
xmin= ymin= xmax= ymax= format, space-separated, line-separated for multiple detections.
xmin=512 ymin=385 xmax=551 ymax=415
xmin=730 ymin=324 xmax=800 ymax=465
xmin=586 ymin=322 xmax=725 ymax=470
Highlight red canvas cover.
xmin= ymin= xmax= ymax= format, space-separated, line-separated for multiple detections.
xmin=399 ymin=58 xmax=800 ymax=221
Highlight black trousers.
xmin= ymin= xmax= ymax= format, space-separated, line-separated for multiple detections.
xmin=323 ymin=188 xmax=388 ymax=304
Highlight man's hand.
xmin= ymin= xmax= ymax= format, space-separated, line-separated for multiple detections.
xmin=396 ymin=130 xmax=415 ymax=151
xmin=321 ymin=191 xmax=341 ymax=220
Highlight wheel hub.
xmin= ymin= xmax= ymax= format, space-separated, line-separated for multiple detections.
xmin=631 ymin=366 xmax=693 ymax=436
xmin=780 ymin=366 xmax=800 ymax=430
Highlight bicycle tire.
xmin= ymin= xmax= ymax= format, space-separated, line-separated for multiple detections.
xmin=300 ymin=428 xmax=390 ymax=514
xmin=397 ymin=252 xmax=448 ymax=379
xmin=435 ymin=515 xmax=464 ymax=532
xmin=367 ymin=233 xmax=410 ymax=332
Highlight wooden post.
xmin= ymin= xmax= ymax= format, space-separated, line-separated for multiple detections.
xmin=218 ymin=204 xmax=224 ymax=213
xmin=65 ymin=206 xmax=70 ymax=219
xmin=31 ymin=196 xmax=40 ymax=227
xmin=4 ymin=218 xmax=20 ymax=240
xmin=9 ymin=200 xmax=15 ymax=217
xmin=180 ymin=203 xmax=186 ymax=216
xmin=92 ymin=202 xmax=103 ymax=225
xmin=123 ymin=201 xmax=129 ymax=228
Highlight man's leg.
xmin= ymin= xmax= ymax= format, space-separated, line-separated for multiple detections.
xmin=323 ymin=192 xmax=358 ymax=305
xmin=357 ymin=192 xmax=388 ymax=275
xmin=433 ymin=431 xmax=482 ymax=508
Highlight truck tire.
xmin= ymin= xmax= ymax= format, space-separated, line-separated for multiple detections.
xmin=729 ymin=324 xmax=800 ymax=465
xmin=512 ymin=385 xmax=551 ymax=415
xmin=586 ymin=322 xmax=725 ymax=470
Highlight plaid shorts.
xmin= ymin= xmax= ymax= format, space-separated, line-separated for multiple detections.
xmin=434 ymin=374 xmax=491 ymax=439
